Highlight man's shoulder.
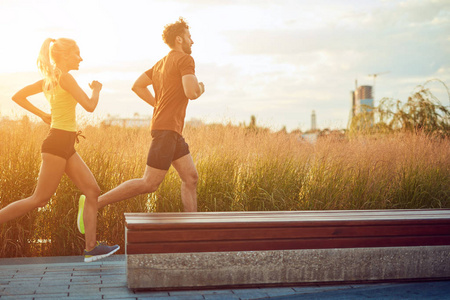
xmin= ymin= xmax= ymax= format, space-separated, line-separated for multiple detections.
xmin=168 ymin=50 xmax=194 ymax=62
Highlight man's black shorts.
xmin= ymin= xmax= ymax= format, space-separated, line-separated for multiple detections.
xmin=147 ymin=130 xmax=190 ymax=170
xmin=41 ymin=128 xmax=77 ymax=160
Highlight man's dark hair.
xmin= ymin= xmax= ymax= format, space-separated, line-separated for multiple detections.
xmin=162 ymin=17 xmax=190 ymax=48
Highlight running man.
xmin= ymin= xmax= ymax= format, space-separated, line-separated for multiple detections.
xmin=77 ymin=17 xmax=205 ymax=233
xmin=0 ymin=38 xmax=119 ymax=262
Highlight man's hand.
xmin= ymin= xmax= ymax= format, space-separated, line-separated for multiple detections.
xmin=199 ymin=82 xmax=205 ymax=95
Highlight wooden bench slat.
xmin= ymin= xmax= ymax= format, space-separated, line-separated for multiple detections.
xmin=126 ymin=224 xmax=450 ymax=243
xmin=124 ymin=210 xmax=450 ymax=228
xmin=126 ymin=235 xmax=450 ymax=254
xmin=125 ymin=219 xmax=450 ymax=231
xmin=125 ymin=209 xmax=450 ymax=219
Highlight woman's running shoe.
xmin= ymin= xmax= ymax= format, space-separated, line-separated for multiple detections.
xmin=84 ymin=242 xmax=120 ymax=263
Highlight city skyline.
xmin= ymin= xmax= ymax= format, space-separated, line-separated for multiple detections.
xmin=0 ymin=0 xmax=449 ymax=131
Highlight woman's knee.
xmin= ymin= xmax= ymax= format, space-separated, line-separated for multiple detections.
xmin=32 ymin=195 xmax=51 ymax=208
xmin=84 ymin=184 xmax=101 ymax=200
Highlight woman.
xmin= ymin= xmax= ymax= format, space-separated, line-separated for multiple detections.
xmin=0 ymin=38 xmax=119 ymax=262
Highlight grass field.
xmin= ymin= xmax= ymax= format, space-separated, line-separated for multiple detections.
xmin=1 ymin=119 xmax=449 ymax=257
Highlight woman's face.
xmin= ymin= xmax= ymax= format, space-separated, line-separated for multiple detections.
xmin=66 ymin=45 xmax=83 ymax=71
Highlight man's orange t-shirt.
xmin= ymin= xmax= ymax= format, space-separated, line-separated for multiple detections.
xmin=145 ymin=50 xmax=195 ymax=136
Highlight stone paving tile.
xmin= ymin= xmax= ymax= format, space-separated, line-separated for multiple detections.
xmin=101 ymin=274 xmax=126 ymax=282
xmin=70 ymin=275 xmax=102 ymax=284
xmin=102 ymin=296 xmax=138 ymax=300
xmin=258 ymin=287 xmax=298 ymax=297
xmin=101 ymin=286 xmax=138 ymax=296
xmin=33 ymin=293 xmax=70 ymax=299
xmin=292 ymin=284 xmax=354 ymax=294
xmin=141 ymin=296 xmax=204 ymax=300
xmin=67 ymin=295 xmax=103 ymax=299
xmin=134 ymin=291 xmax=170 ymax=298
xmin=3 ymin=285 xmax=38 ymax=295
xmin=168 ymin=290 xmax=208 ymax=297
xmin=0 ymin=295 xmax=34 ymax=300
xmin=4 ymin=281 xmax=40 ymax=287
xmin=40 ymin=271 xmax=73 ymax=277
xmin=39 ymin=279 xmax=73 ymax=286
xmin=40 ymin=276 xmax=72 ymax=282
xmin=231 ymin=288 xmax=270 ymax=300
xmin=137 ymin=298 xmax=178 ymax=300
xmin=72 ymin=270 xmax=103 ymax=277
xmin=68 ymin=284 xmax=101 ymax=293
xmin=101 ymin=269 xmax=126 ymax=275
xmin=101 ymin=281 xmax=129 ymax=288
xmin=35 ymin=285 xmax=70 ymax=295
xmin=15 ymin=270 xmax=46 ymax=275
xmin=203 ymin=294 xmax=241 ymax=300
xmin=11 ymin=273 xmax=44 ymax=279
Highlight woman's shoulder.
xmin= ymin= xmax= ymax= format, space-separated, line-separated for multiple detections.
xmin=59 ymin=72 xmax=78 ymax=91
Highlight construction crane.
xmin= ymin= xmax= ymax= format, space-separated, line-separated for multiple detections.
xmin=368 ymin=71 xmax=390 ymax=100
xmin=368 ymin=71 xmax=390 ymax=87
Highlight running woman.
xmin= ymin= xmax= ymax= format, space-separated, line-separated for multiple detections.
xmin=0 ymin=38 xmax=119 ymax=262
xmin=77 ymin=18 xmax=204 ymax=231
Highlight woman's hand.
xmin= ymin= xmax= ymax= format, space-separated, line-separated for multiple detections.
xmin=40 ymin=113 xmax=51 ymax=125
xmin=89 ymin=80 xmax=102 ymax=92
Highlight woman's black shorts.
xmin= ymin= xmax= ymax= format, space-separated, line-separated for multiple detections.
xmin=41 ymin=128 xmax=77 ymax=160
xmin=147 ymin=130 xmax=190 ymax=170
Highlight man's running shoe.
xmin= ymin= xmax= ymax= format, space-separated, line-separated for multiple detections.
xmin=84 ymin=242 xmax=120 ymax=263
xmin=77 ymin=195 xmax=85 ymax=234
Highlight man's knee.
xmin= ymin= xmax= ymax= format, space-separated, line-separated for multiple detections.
xmin=141 ymin=179 xmax=160 ymax=194
xmin=184 ymin=170 xmax=198 ymax=188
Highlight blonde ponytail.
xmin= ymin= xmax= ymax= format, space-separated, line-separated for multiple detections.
xmin=37 ymin=38 xmax=77 ymax=92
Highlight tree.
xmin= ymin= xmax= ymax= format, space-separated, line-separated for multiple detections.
xmin=349 ymin=79 xmax=450 ymax=137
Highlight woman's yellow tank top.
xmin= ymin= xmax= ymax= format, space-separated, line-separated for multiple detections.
xmin=44 ymin=84 xmax=77 ymax=132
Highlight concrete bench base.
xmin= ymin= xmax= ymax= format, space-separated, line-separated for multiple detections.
xmin=127 ymin=245 xmax=450 ymax=290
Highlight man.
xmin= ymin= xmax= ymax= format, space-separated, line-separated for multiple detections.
xmin=77 ymin=17 xmax=204 ymax=234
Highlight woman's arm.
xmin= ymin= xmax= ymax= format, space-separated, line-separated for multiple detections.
xmin=12 ymin=80 xmax=51 ymax=124
xmin=59 ymin=73 xmax=101 ymax=113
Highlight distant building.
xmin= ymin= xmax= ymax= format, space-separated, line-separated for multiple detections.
xmin=311 ymin=110 xmax=317 ymax=131
xmin=102 ymin=116 xmax=151 ymax=128
xmin=351 ymin=85 xmax=374 ymax=127
xmin=185 ymin=118 xmax=204 ymax=128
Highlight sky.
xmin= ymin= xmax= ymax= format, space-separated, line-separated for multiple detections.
xmin=0 ymin=0 xmax=449 ymax=132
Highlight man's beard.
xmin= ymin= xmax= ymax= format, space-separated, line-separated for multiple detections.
xmin=182 ymin=40 xmax=192 ymax=54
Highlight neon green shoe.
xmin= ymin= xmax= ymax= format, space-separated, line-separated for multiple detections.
xmin=77 ymin=195 xmax=85 ymax=234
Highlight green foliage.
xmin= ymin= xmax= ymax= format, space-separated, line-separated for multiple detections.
xmin=350 ymin=79 xmax=450 ymax=136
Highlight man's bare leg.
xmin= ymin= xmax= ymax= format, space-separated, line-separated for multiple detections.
xmin=172 ymin=154 xmax=198 ymax=212
xmin=98 ymin=166 xmax=167 ymax=209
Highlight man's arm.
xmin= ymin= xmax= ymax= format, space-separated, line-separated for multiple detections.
xmin=182 ymin=74 xmax=205 ymax=100
xmin=132 ymin=73 xmax=156 ymax=107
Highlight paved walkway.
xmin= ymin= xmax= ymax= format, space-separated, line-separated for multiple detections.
xmin=0 ymin=255 xmax=449 ymax=300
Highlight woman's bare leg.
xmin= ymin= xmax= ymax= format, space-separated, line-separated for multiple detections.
xmin=65 ymin=153 xmax=101 ymax=251
xmin=0 ymin=153 xmax=66 ymax=224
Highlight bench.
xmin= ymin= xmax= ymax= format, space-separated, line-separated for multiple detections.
xmin=125 ymin=209 xmax=450 ymax=290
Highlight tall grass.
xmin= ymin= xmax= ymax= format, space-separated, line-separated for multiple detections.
xmin=1 ymin=119 xmax=449 ymax=257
